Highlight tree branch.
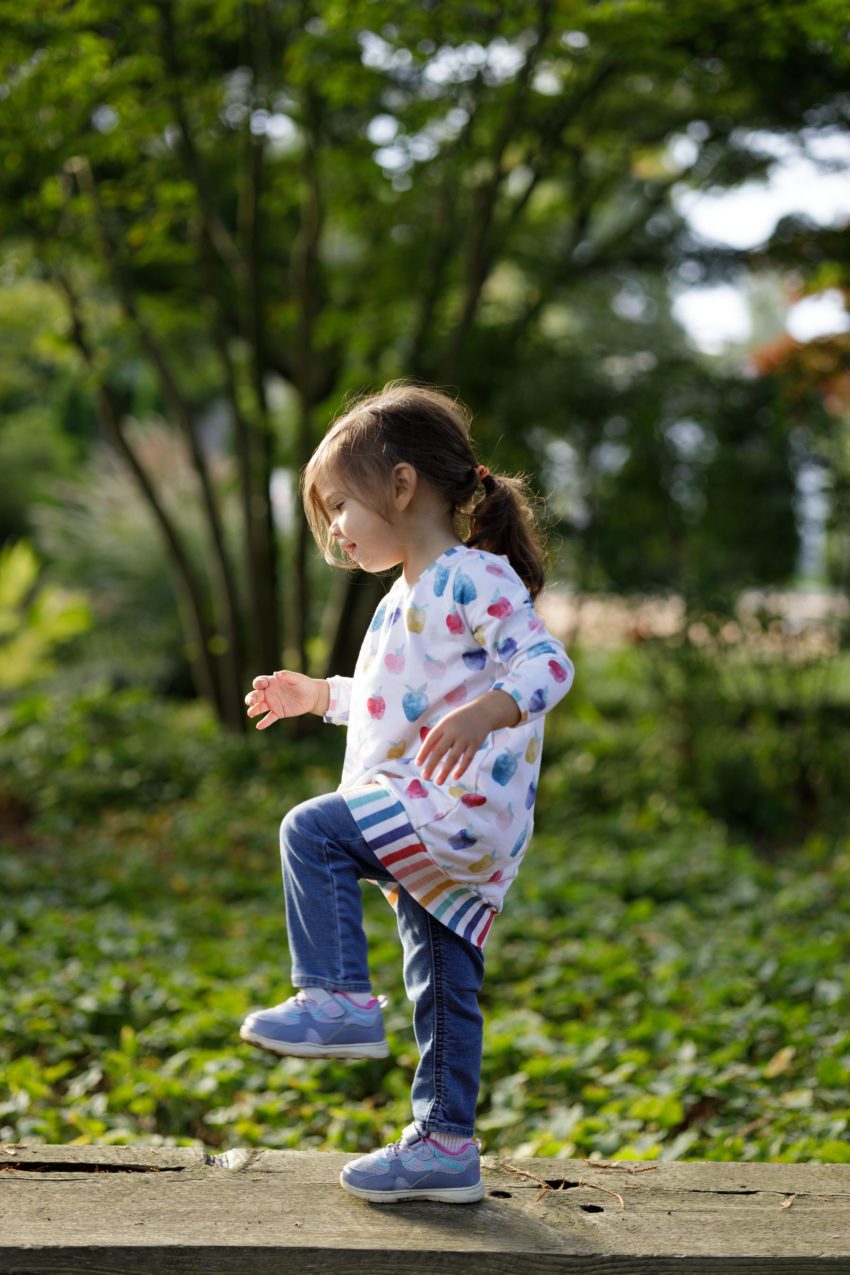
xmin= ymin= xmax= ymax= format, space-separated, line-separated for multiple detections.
xmin=439 ymin=0 xmax=554 ymax=382
xmin=496 ymin=58 xmax=623 ymax=244
xmin=404 ymin=51 xmax=498 ymax=377
xmin=153 ymin=0 xmax=248 ymax=289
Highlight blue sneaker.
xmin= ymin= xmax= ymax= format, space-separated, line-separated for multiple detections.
xmin=340 ymin=1123 xmax=484 ymax=1203
xmin=239 ymin=991 xmax=389 ymax=1059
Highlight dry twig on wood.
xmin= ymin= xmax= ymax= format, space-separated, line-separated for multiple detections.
xmin=580 ymin=1158 xmax=658 ymax=1175
xmin=496 ymin=1159 xmax=626 ymax=1208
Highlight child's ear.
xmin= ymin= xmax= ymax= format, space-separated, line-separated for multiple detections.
xmin=392 ymin=462 xmax=417 ymax=510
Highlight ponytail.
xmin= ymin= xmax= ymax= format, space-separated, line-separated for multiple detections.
xmin=464 ymin=468 xmax=549 ymax=601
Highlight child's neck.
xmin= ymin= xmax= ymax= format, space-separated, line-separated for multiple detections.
xmin=401 ymin=532 xmax=464 ymax=588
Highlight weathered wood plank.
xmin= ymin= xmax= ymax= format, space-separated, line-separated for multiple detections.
xmin=2 ymin=1145 xmax=850 ymax=1273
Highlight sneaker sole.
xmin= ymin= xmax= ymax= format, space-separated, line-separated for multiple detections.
xmin=339 ymin=1173 xmax=485 ymax=1204
xmin=239 ymin=1024 xmax=389 ymax=1060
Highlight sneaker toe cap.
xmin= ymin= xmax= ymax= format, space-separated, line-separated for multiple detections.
xmin=341 ymin=1156 xmax=391 ymax=1184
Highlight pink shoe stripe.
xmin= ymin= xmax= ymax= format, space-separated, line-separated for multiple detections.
xmin=426 ymin=1136 xmax=474 ymax=1155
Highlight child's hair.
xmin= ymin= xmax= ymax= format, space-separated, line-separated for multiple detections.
xmin=301 ymin=381 xmax=550 ymax=600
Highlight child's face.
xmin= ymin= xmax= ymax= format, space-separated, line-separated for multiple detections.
xmin=322 ymin=483 xmax=403 ymax=574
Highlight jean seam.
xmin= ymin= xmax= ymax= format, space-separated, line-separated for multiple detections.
xmin=425 ymin=912 xmax=447 ymax=1128
xmin=320 ymin=832 xmax=345 ymax=983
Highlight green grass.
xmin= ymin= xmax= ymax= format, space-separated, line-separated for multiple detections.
xmin=2 ymin=650 xmax=850 ymax=1161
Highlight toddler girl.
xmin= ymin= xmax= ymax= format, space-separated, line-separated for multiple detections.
xmin=242 ymin=382 xmax=573 ymax=1203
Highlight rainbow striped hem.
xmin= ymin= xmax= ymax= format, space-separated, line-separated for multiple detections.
xmin=342 ymin=784 xmax=496 ymax=949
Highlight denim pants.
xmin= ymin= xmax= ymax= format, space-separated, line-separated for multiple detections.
xmin=279 ymin=791 xmax=485 ymax=1137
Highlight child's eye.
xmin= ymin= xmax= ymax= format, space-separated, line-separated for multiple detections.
xmin=332 ymin=502 xmax=344 ymax=512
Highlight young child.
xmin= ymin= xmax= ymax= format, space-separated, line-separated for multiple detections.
xmin=242 ymin=382 xmax=573 ymax=1204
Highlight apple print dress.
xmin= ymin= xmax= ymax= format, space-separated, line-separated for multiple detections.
xmin=323 ymin=544 xmax=574 ymax=948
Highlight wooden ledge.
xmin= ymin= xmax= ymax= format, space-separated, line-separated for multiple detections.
xmin=2 ymin=1144 xmax=850 ymax=1272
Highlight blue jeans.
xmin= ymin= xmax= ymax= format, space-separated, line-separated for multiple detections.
xmin=279 ymin=792 xmax=484 ymax=1137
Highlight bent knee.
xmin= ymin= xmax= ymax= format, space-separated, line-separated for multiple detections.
xmin=279 ymin=799 xmax=314 ymax=848
xmin=280 ymin=793 xmax=341 ymax=855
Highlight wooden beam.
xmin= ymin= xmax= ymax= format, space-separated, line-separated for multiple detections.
xmin=2 ymin=1145 xmax=849 ymax=1271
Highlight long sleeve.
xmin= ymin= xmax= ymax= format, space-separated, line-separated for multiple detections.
xmin=323 ymin=674 xmax=353 ymax=726
xmin=456 ymin=563 xmax=574 ymax=726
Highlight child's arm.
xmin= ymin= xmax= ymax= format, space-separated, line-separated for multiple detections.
xmin=417 ymin=570 xmax=573 ymax=784
xmin=457 ymin=574 xmax=573 ymax=727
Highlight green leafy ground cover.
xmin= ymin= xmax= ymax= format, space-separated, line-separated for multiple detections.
xmin=2 ymin=648 xmax=850 ymax=1161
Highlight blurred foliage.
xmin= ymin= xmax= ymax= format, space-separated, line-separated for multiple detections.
xmin=0 ymin=540 xmax=91 ymax=689
xmin=750 ymin=267 xmax=850 ymax=605
xmin=2 ymin=640 xmax=850 ymax=1159
xmin=33 ymin=420 xmax=243 ymax=695
xmin=1 ymin=0 xmax=849 ymax=720
xmin=0 ymin=275 xmax=90 ymax=543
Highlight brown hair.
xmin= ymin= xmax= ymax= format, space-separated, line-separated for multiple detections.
xmin=300 ymin=380 xmax=550 ymax=600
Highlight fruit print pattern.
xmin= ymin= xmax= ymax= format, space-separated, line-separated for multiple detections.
xmin=433 ymin=563 xmax=450 ymax=597
xmin=384 ymin=647 xmax=405 ymax=674
xmin=322 ymin=545 xmax=573 ymax=949
xmin=402 ymin=684 xmax=429 ymax=722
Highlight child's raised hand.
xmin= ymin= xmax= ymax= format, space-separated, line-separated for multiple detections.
xmin=245 ymin=670 xmax=319 ymax=729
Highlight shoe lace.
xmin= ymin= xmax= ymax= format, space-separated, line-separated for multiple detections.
xmin=382 ymin=1131 xmax=415 ymax=1159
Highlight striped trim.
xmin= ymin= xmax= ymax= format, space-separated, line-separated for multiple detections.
xmin=342 ymin=784 xmax=497 ymax=949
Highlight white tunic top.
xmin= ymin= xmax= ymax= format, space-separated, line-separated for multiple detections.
xmin=323 ymin=544 xmax=574 ymax=947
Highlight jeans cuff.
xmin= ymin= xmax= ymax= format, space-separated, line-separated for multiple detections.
xmin=292 ymin=974 xmax=373 ymax=993
xmin=416 ymin=1119 xmax=475 ymax=1138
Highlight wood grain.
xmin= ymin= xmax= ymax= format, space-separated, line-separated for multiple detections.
xmin=2 ymin=1146 xmax=849 ymax=1272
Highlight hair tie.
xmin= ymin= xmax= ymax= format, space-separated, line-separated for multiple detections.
xmin=475 ymin=464 xmax=496 ymax=494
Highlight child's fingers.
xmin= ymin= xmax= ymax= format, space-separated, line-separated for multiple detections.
xmin=418 ymin=736 xmax=446 ymax=776
xmin=246 ymin=700 xmax=266 ymax=718
xmin=256 ymin=710 xmax=279 ymax=730
xmin=415 ymin=727 xmax=442 ymax=767
xmin=252 ymin=676 xmax=270 ymax=690
xmin=435 ymin=743 xmax=466 ymax=784
xmin=422 ymin=737 xmax=460 ymax=782
xmin=451 ymin=751 xmax=472 ymax=781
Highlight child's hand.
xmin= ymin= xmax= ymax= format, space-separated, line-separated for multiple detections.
xmin=415 ymin=702 xmax=491 ymax=785
xmin=245 ymin=670 xmax=320 ymax=729
xmin=416 ymin=692 xmax=521 ymax=784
